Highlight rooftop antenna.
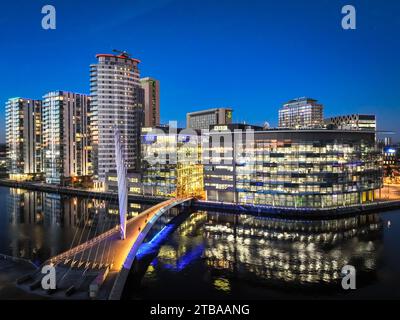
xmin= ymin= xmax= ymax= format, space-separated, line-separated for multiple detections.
xmin=112 ymin=49 xmax=131 ymax=58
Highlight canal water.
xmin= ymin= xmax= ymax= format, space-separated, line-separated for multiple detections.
xmin=127 ymin=208 xmax=400 ymax=300
xmin=0 ymin=186 xmax=151 ymax=266
xmin=0 ymin=186 xmax=399 ymax=299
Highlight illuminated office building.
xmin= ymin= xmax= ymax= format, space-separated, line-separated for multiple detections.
xmin=90 ymin=53 xmax=144 ymax=188
xmin=140 ymin=126 xmax=204 ymax=197
xmin=5 ymin=97 xmax=43 ymax=180
xmin=186 ymin=108 xmax=233 ymax=130
xmin=140 ymin=77 xmax=160 ymax=127
xmin=279 ymin=97 xmax=323 ymax=129
xmin=204 ymin=125 xmax=383 ymax=208
xmin=383 ymin=146 xmax=399 ymax=167
xmin=0 ymin=144 xmax=6 ymax=174
xmin=105 ymin=171 xmax=143 ymax=195
xmin=325 ymin=114 xmax=376 ymax=131
xmin=42 ymin=91 xmax=90 ymax=184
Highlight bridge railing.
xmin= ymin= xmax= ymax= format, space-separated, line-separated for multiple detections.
xmin=46 ymin=197 xmax=189 ymax=267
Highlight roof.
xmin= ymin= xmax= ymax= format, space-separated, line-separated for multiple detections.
xmin=187 ymin=107 xmax=233 ymax=116
xmin=96 ymin=53 xmax=141 ymax=64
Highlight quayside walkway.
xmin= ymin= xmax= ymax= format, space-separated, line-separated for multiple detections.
xmin=0 ymin=179 xmax=167 ymax=204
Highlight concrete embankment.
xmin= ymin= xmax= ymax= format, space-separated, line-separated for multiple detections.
xmin=194 ymin=199 xmax=400 ymax=219
xmin=0 ymin=179 xmax=167 ymax=204
xmin=1 ymin=179 xmax=400 ymax=219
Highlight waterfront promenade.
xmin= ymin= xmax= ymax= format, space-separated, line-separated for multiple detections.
xmin=1 ymin=178 xmax=400 ymax=219
xmin=0 ymin=179 xmax=167 ymax=204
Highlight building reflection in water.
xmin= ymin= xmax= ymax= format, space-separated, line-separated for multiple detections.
xmin=4 ymin=188 xmax=150 ymax=265
xmin=145 ymin=210 xmax=383 ymax=292
xmin=3 ymin=187 xmax=385 ymax=293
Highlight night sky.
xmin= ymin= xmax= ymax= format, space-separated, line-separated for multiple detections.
xmin=0 ymin=0 xmax=399 ymax=143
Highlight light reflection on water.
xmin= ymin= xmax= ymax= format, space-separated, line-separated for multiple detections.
xmin=0 ymin=186 xmax=399 ymax=299
xmin=128 ymin=210 xmax=400 ymax=299
xmin=0 ymin=187 xmax=150 ymax=266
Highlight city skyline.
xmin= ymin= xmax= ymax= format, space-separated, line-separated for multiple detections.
xmin=0 ymin=0 xmax=399 ymax=144
xmin=1 ymin=0 xmax=400 ymax=303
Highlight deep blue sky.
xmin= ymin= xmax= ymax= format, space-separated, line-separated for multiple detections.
xmin=0 ymin=0 xmax=399 ymax=143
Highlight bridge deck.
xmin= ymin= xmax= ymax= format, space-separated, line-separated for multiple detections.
xmin=17 ymin=197 xmax=192 ymax=299
xmin=54 ymin=198 xmax=180 ymax=272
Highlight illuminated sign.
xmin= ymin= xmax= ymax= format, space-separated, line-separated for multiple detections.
xmin=142 ymin=127 xmax=153 ymax=133
xmin=214 ymin=125 xmax=228 ymax=131
xmin=385 ymin=148 xmax=396 ymax=154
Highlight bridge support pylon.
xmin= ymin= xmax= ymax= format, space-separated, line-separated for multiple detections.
xmin=114 ymin=128 xmax=127 ymax=240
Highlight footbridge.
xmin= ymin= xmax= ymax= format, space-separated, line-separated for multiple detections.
xmin=17 ymin=197 xmax=193 ymax=299
xmin=17 ymin=130 xmax=202 ymax=299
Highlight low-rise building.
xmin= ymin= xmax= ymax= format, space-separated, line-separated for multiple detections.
xmin=325 ymin=114 xmax=376 ymax=131
xmin=383 ymin=145 xmax=400 ymax=182
xmin=383 ymin=145 xmax=399 ymax=167
xmin=204 ymin=124 xmax=383 ymax=208
xmin=186 ymin=108 xmax=233 ymax=130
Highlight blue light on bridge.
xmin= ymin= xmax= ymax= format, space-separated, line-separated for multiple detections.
xmin=136 ymin=222 xmax=205 ymax=272
xmin=136 ymin=224 xmax=175 ymax=259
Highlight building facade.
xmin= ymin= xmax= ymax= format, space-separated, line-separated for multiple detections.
xmin=383 ymin=146 xmax=399 ymax=167
xmin=140 ymin=77 xmax=160 ymax=127
xmin=186 ymin=108 xmax=233 ymax=130
xmin=0 ymin=144 xmax=6 ymax=176
xmin=90 ymin=53 xmax=144 ymax=188
xmin=42 ymin=91 xmax=90 ymax=184
xmin=140 ymin=126 xmax=204 ymax=197
xmin=279 ymin=97 xmax=323 ymax=129
xmin=5 ymin=98 xmax=43 ymax=180
xmin=105 ymin=171 xmax=143 ymax=197
xmin=204 ymin=125 xmax=382 ymax=208
xmin=325 ymin=114 xmax=376 ymax=131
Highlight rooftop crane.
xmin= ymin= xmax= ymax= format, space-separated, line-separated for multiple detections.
xmin=112 ymin=49 xmax=131 ymax=58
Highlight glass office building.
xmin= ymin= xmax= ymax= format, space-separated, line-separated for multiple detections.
xmin=205 ymin=126 xmax=383 ymax=208
xmin=279 ymin=97 xmax=323 ymax=129
xmin=141 ymin=126 xmax=203 ymax=197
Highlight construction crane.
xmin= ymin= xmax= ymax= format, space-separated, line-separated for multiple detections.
xmin=112 ymin=49 xmax=131 ymax=58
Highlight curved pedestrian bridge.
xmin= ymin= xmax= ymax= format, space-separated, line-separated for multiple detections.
xmin=17 ymin=197 xmax=193 ymax=299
